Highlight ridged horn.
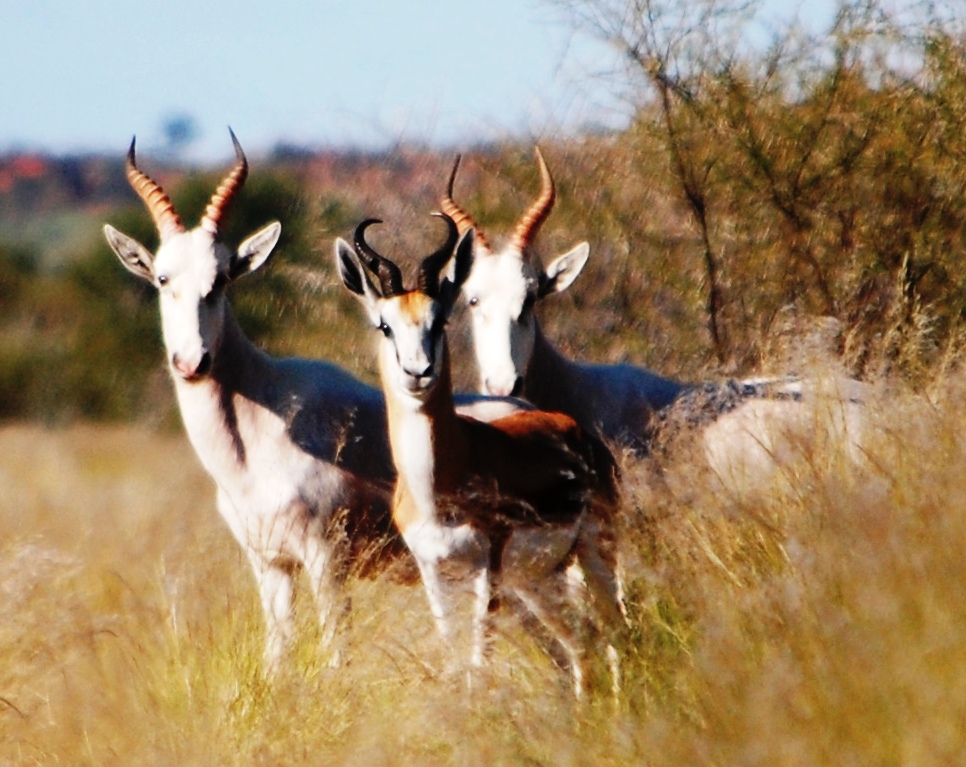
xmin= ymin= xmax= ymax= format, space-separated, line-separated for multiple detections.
xmin=353 ymin=219 xmax=405 ymax=297
xmin=125 ymin=137 xmax=184 ymax=241
xmin=509 ymin=146 xmax=556 ymax=259
xmin=200 ymin=128 xmax=248 ymax=236
xmin=418 ymin=213 xmax=460 ymax=297
xmin=440 ymin=155 xmax=492 ymax=254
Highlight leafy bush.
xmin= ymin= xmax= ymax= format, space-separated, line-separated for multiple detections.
xmin=550 ymin=0 xmax=966 ymax=382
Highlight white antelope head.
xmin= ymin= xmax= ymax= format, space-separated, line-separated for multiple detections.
xmin=335 ymin=214 xmax=474 ymax=401
xmin=103 ymin=130 xmax=282 ymax=382
xmin=442 ymin=149 xmax=589 ymax=397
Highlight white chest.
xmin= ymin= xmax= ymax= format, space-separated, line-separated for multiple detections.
xmin=392 ymin=410 xmax=438 ymax=520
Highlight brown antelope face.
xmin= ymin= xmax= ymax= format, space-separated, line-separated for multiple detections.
xmin=336 ymin=214 xmax=475 ymax=400
xmin=103 ymin=131 xmax=281 ymax=382
xmin=440 ymin=149 xmax=589 ymax=397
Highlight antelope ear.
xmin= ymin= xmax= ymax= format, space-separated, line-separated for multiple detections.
xmin=439 ymin=229 xmax=475 ymax=317
xmin=231 ymin=221 xmax=282 ymax=280
xmin=335 ymin=237 xmax=383 ymax=326
xmin=539 ymin=242 xmax=589 ymax=297
xmin=103 ymin=224 xmax=156 ymax=283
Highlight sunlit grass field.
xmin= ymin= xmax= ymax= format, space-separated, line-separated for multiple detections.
xmin=2 ymin=372 xmax=966 ymax=765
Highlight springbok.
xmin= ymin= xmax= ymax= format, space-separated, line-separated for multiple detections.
xmin=442 ymin=150 xmax=861 ymax=466
xmin=102 ymin=131 xmax=523 ymax=669
xmin=336 ymin=214 xmax=625 ymax=696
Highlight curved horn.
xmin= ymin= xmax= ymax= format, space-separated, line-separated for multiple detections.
xmin=200 ymin=128 xmax=249 ymax=236
xmin=509 ymin=146 xmax=556 ymax=259
xmin=353 ymin=219 xmax=405 ymax=297
xmin=125 ymin=137 xmax=184 ymax=241
xmin=439 ymin=155 xmax=492 ymax=253
xmin=418 ymin=212 xmax=460 ymax=297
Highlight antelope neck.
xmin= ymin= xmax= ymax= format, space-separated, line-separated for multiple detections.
xmin=524 ymin=323 xmax=582 ymax=416
xmin=382 ymin=341 xmax=471 ymax=510
xmin=171 ymin=306 xmax=268 ymax=470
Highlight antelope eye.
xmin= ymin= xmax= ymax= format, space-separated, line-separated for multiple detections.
xmin=377 ymin=322 xmax=392 ymax=338
xmin=157 ymin=275 xmax=169 ymax=287
xmin=467 ymin=296 xmax=479 ymax=308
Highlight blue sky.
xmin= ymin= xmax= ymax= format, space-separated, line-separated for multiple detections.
xmin=1 ymin=1 xmax=625 ymax=161
xmin=0 ymin=0 xmax=851 ymax=162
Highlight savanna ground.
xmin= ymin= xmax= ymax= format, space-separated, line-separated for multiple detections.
xmin=3 ymin=365 xmax=966 ymax=765
xmin=4 ymin=1 xmax=966 ymax=762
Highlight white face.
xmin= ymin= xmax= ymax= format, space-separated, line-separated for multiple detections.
xmin=462 ymin=252 xmax=539 ymax=398
xmin=375 ymin=292 xmax=447 ymax=399
xmin=153 ymin=229 xmax=232 ymax=381
xmin=105 ymin=220 xmax=281 ymax=383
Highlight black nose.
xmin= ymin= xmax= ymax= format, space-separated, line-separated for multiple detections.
xmin=510 ymin=376 xmax=523 ymax=397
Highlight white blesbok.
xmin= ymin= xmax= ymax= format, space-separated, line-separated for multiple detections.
xmin=442 ymin=150 xmax=863 ymax=467
xmin=102 ymin=131 xmax=523 ymax=669
xmin=442 ymin=149 xmax=692 ymax=455
xmin=336 ymin=214 xmax=625 ymax=696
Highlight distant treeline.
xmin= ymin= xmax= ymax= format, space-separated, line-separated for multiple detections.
xmin=2 ymin=0 xmax=966 ymax=423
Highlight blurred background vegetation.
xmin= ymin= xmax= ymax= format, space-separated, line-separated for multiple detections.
xmin=1 ymin=0 xmax=965 ymax=425
xmin=5 ymin=3 xmax=966 ymax=762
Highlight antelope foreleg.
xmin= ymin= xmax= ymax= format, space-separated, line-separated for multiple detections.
xmin=249 ymin=555 xmax=296 ymax=673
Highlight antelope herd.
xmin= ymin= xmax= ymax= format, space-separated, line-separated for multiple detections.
xmin=103 ymin=131 xmax=866 ymax=696
xmin=103 ymin=132 xmax=523 ymax=669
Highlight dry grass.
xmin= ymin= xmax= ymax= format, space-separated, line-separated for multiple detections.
xmin=2 ymin=380 xmax=966 ymax=765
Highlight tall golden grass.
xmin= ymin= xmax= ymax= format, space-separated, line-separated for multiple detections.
xmin=2 ymin=372 xmax=966 ymax=764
